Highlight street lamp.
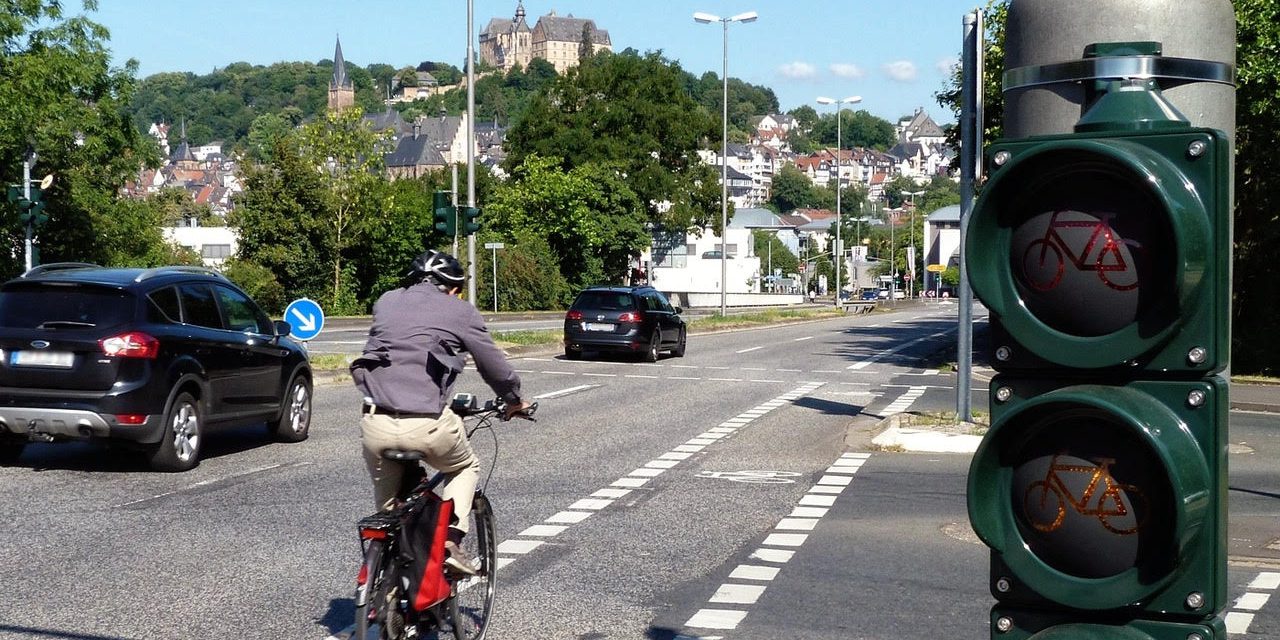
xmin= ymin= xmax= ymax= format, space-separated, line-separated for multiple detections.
xmin=902 ymin=189 xmax=925 ymax=298
xmin=816 ymin=95 xmax=861 ymax=303
xmin=695 ymin=10 xmax=757 ymax=316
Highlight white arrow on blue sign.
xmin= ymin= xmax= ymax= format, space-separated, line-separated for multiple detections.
xmin=283 ymin=298 xmax=325 ymax=341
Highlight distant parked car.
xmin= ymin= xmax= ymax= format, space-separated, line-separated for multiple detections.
xmin=860 ymin=288 xmax=879 ymax=301
xmin=563 ymin=286 xmax=686 ymax=362
xmin=0 ymin=263 xmax=312 ymax=471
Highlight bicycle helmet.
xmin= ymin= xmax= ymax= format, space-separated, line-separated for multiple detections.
xmin=407 ymin=249 xmax=465 ymax=289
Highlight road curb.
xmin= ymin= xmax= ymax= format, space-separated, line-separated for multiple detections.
xmin=868 ymin=413 xmax=983 ymax=454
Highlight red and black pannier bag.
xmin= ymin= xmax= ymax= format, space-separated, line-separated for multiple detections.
xmin=398 ymin=493 xmax=454 ymax=611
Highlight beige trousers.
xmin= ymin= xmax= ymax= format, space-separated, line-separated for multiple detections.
xmin=360 ymin=410 xmax=480 ymax=534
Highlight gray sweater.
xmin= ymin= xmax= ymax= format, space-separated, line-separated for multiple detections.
xmin=351 ymin=282 xmax=522 ymax=414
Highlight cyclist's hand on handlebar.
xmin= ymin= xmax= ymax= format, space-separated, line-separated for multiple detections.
xmin=503 ymin=400 xmax=537 ymax=421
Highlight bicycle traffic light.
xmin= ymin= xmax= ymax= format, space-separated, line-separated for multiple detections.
xmin=433 ymin=190 xmax=456 ymax=237
xmin=461 ymin=206 xmax=480 ymax=235
xmin=965 ymin=43 xmax=1229 ymax=640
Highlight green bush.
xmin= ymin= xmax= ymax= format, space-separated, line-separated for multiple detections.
xmin=223 ymin=258 xmax=286 ymax=314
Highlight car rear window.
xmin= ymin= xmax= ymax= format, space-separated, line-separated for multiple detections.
xmin=571 ymin=291 xmax=637 ymax=311
xmin=0 ymin=283 xmax=135 ymax=329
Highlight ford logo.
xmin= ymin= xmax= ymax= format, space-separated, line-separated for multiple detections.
xmin=30 ymin=340 xmax=50 ymax=349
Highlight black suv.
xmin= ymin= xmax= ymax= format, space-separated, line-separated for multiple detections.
xmin=563 ymin=286 xmax=686 ymax=362
xmin=0 ymin=263 xmax=312 ymax=471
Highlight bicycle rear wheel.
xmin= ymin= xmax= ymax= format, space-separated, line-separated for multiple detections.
xmin=443 ymin=492 xmax=497 ymax=640
xmin=355 ymin=539 xmax=407 ymax=640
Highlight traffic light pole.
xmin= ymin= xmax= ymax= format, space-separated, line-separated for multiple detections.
xmin=22 ymin=150 xmax=33 ymax=272
xmin=956 ymin=9 xmax=982 ymax=419
xmin=465 ymin=0 xmax=477 ymax=306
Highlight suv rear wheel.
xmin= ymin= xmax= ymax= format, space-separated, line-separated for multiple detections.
xmin=149 ymin=392 xmax=202 ymax=472
xmin=269 ymin=374 xmax=312 ymax=442
xmin=642 ymin=331 xmax=661 ymax=363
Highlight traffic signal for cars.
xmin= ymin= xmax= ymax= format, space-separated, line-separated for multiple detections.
xmin=433 ymin=190 xmax=456 ymax=237
xmin=964 ymin=44 xmax=1229 ymax=639
xmin=461 ymin=206 xmax=481 ymax=235
xmin=13 ymin=186 xmax=48 ymax=226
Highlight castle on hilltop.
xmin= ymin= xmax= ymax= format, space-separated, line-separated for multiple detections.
xmin=479 ymin=1 xmax=612 ymax=73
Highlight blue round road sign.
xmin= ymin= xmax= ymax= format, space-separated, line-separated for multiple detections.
xmin=283 ymin=298 xmax=325 ymax=341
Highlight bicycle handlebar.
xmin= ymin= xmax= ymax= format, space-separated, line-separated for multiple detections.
xmin=450 ymin=393 xmax=538 ymax=422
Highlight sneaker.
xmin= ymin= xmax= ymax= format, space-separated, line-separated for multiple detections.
xmin=444 ymin=540 xmax=478 ymax=576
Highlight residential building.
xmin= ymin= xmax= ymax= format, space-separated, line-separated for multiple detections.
xmin=384 ymin=123 xmax=448 ymax=180
xmin=162 ymin=224 xmax=239 ymax=269
xmin=922 ymin=204 xmax=961 ymax=295
xmin=482 ymin=3 xmax=612 ymax=74
xmin=643 ymin=225 xmax=762 ymax=299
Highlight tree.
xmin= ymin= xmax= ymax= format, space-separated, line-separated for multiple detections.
xmin=0 ymin=0 xmax=177 ymax=274
xmin=753 ymin=231 xmax=799 ymax=280
xmin=296 ymin=108 xmax=393 ymax=313
xmin=579 ymin=23 xmax=595 ymax=62
xmin=811 ymin=110 xmax=897 ymax=150
xmin=788 ymin=105 xmax=820 ymax=130
xmin=769 ymin=164 xmax=817 ymax=213
xmin=505 ymin=51 xmax=722 ymax=233
xmin=485 ymin=154 xmax=649 ymax=294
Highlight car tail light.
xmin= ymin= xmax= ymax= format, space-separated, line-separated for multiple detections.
xmin=114 ymin=414 xmax=148 ymax=425
xmin=566 ymin=310 xmax=584 ymax=321
xmin=618 ymin=312 xmax=642 ymax=323
xmin=100 ymin=332 xmax=160 ymax=359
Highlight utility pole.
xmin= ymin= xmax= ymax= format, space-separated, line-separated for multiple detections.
xmin=22 ymin=147 xmax=36 ymax=272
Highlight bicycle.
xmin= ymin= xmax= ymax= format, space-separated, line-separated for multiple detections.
xmin=353 ymin=394 xmax=537 ymax=640
xmin=1020 ymin=210 xmax=1144 ymax=292
xmin=1022 ymin=454 xmax=1148 ymax=536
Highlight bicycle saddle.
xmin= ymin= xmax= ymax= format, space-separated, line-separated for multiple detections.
xmin=380 ymin=449 xmax=426 ymax=461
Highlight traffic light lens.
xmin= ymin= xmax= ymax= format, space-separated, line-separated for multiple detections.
xmin=1007 ymin=405 xmax=1173 ymax=580
xmin=1006 ymin=158 xmax=1177 ymax=337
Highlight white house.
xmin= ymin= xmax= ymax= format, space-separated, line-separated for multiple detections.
xmin=643 ymin=225 xmax=763 ymax=305
xmin=922 ymin=204 xmax=961 ymax=295
xmin=162 ymin=224 xmax=238 ymax=269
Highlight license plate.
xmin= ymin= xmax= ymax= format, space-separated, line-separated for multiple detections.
xmin=583 ymin=322 xmax=616 ymax=332
xmin=10 ymin=350 xmax=74 ymax=368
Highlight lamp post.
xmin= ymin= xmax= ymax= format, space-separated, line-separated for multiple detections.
xmin=816 ymin=95 xmax=861 ymax=303
xmin=466 ymin=0 xmax=477 ymax=305
xmin=902 ymin=189 xmax=924 ymax=298
xmin=695 ymin=10 xmax=757 ymax=316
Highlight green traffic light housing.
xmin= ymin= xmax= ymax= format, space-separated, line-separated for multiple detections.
xmin=462 ymin=206 xmax=480 ymax=235
xmin=969 ymin=376 xmax=1225 ymax=615
xmin=432 ymin=190 xmax=456 ymax=237
xmin=965 ymin=81 xmax=1231 ymax=374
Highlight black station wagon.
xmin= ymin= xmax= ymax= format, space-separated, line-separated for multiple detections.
xmin=0 ymin=263 xmax=312 ymax=471
xmin=563 ymin=286 xmax=687 ymax=362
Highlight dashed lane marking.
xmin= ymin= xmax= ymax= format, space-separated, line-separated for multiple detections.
xmin=1228 ymin=571 xmax=1279 ymax=635
xmin=683 ymin=452 xmax=870 ymax=634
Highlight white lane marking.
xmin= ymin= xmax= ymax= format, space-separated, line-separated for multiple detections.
xmin=709 ymin=377 xmax=743 ymax=382
xmin=613 ymin=477 xmax=649 ymax=488
xmin=881 ymin=385 xmax=928 ymax=414
xmin=496 ymin=539 xmax=543 ymax=555
xmin=674 ymin=444 xmax=706 ymax=453
xmin=685 ymin=609 xmax=748 ymax=630
xmin=1249 ymin=572 xmax=1280 ymax=590
xmin=1225 ymin=612 xmax=1254 ymax=635
xmin=750 ymin=548 xmax=794 ymax=563
xmin=790 ymin=506 xmax=828 ymax=518
xmin=669 ymin=376 xmax=702 ymax=380
xmin=113 ymin=462 xmax=307 ymax=508
xmin=541 ymin=370 xmax=576 ymax=375
xmin=518 ymin=524 xmax=566 ymax=537
xmin=775 ymin=518 xmax=818 ymax=531
xmin=736 ymin=346 xmax=763 ymax=354
xmin=793 ymin=336 xmax=814 ymax=341
xmin=532 ymin=384 xmax=599 ymax=399
xmin=848 ymin=329 xmax=952 ymax=370
xmin=709 ymin=584 xmax=766 ymax=604
xmin=569 ymin=498 xmax=613 ymax=510
xmin=660 ymin=452 xmax=695 ymax=460
xmin=762 ymin=533 xmax=808 ymax=547
xmin=593 ymin=488 xmax=631 ymax=498
xmin=625 ymin=374 xmax=660 ymax=379
xmin=646 ymin=459 xmax=681 ymax=469
xmin=730 ymin=565 xmax=780 ymax=581
xmin=1233 ymin=592 xmax=1271 ymax=611
xmin=582 ymin=372 xmax=616 ymax=377
xmin=630 ymin=467 xmax=666 ymax=477
xmin=817 ymin=475 xmax=854 ymax=486
xmin=545 ymin=511 xmax=593 ymax=524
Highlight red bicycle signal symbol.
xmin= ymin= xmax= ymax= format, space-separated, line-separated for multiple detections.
xmin=1021 ymin=211 xmax=1143 ymax=292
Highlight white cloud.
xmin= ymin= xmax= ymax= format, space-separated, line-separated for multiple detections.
xmin=883 ymin=60 xmax=918 ymax=82
xmin=829 ymin=62 xmax=865 ymax=79
xmin=777 ymin=61 xmax=817 ymax=80
xmin=936 ymin=56 xmax=959 ymax=74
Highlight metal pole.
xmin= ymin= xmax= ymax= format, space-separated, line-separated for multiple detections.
xmin=466 ymin=0 xmax=477 ymax=306
xmin=22 ymin=154 xmax=32 ymax=272
xmin=719 ymin=17 xmax=729 ymax=316
xmin=492 ymin=246 xmax=498 ymax=312
xmin=958 ymin=9 xmax=983 ymax=419
xmin=451 ymin=164 xmax=459 ymax=258
xmin=834 ymin=107 xmax=841 ymax=305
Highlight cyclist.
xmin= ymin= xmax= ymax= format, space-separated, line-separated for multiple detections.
xmin=351 ymin=249 xmax=531 ymax=574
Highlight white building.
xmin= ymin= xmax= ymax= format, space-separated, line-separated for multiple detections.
xmin=922 ymin=204 xmax=961 ymax=295
xmin=643 ymin=226 xmax=762 ymax=303
xmin=162 ymin=225 xmax=238 ymax=269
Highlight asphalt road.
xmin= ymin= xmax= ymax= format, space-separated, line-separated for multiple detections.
xmin=0 ymin=304 xmax=1275 ymax=640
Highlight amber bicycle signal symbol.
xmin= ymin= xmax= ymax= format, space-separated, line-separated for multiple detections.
xmin=1023 ymin=454 xmax=1149 ymax=535
xmin=1021 ymin=211 xmax=1143 ymax=292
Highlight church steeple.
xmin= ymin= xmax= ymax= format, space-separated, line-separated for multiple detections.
xmin=331 ymin=36 xmax=351 ymax=90
xmin=328 ymin=35 xmax=355 ymax=111
xmin=515 ymin=0 xmax=525 ymax=21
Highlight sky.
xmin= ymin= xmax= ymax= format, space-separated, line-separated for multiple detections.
xmin=90 ymin=0 xmax=982 ymax=125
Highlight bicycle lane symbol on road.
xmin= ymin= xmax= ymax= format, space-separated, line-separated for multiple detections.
xmin=696 ymin=470 xmax=802 ymax=484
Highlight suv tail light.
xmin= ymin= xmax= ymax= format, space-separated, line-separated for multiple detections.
xmin=617 ymin=312 xmax=642 ymax=323
xmin=566 ymin=310 xmax=584 ymax=321
xmin=100 ymin=332 xmax=160 ymax=359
